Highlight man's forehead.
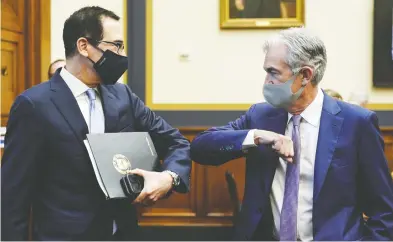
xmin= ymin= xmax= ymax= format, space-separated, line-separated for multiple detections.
xmin=102 ymin=17 xmax=123 ymax=41
xmin=264 ymin=44 xmax=288 ymax=68
xmin=265 ymin=43 xmax=287 ymax=58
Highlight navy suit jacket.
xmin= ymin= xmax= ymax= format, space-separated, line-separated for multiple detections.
xmin=1 ymin=71 xmax=191 ymax=241
xmin=191 ymin=94 xmax=393 ymax=240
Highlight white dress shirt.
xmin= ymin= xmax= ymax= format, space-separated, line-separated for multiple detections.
xmin=60 ymin=68 xmax=118 ymax=233
xmin=243 ymin=88 xmax=324 ymax=241
xmin=60 ymin=68 xmax=105 ymax=133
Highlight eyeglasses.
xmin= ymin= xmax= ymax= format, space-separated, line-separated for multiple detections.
xmin=85 ymin=37 xmax=125 ymax=54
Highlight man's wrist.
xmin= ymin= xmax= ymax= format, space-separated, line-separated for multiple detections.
xmin=253 ymin=130 xmax=261 ymax=145
xmin=163 ymin=170 xmax=180 ymax=187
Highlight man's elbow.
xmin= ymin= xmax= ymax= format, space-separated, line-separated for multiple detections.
xmin=190 ymin=146 xmax=224 ymax=167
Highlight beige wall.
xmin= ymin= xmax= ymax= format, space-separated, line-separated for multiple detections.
xmin=150 ymin=0 xmax=393 ymax=107
xmin=50 ymin=0 xmax=125 ymax=82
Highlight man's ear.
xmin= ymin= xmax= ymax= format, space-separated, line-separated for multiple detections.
xmin=76 ymin=37 xmax=89 ymax=57
xmin=300 ymin=66 xmax=313 ymax=86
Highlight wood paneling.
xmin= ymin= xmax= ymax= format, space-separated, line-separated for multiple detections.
xmin=138 ymin=126 xmax=393 ymax=227
xmin=1 ymin=0 xmax=26 ymax=127
xmin=1 ymin=31 xmax=25 ymax=125
xmin=138 ymin=129 xmax=246 ymax=227
xmin=25 ymin=0 xmax=51 ymax=85
xmin=138 ymin=132 xmax=197 ymax=226
xmin=204 ymin=158 xmax=245 ymax=219
xmin=381 ymin=127 xmax=393 ymax=172
xmin=1 ymin=0 xmax=50 ymax=127
xmin=1 ymin=0 xmax=25 ymax=33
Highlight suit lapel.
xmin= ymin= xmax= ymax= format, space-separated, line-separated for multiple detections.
xmin=49 ymin=73 xmax=89 ymax=144
xmin=99 ymin=85 xmax=119 ymax=133
xmin=264 ymin=109 xmax=288 ymax=136
xmin=313 ymin=95 xmax=343 ymax=202
xmin=260 ymin=108 xmax=288 ymax=186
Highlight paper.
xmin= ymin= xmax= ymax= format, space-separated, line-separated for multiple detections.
xmin=83 ymin=140 xmax=109 ymax=198
xmin=0 ymin=127 xmax=5 ymax=149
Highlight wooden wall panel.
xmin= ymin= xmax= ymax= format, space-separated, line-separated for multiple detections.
xmin=1 ymin=0 xmax=26 ymax=127
xmin=1 ymin=31 xmax=25 ymax=126
xmin=138 ymin=127 xmax=393 ymax=227
xmin=1 ymin=0 xmax=25 ymax=33
xmin=1 ymin=0 xmax=51 ymax=160
xmin=381 ymin=127 xmax=393 ymax=172
xmin=138 ymin=131 xmax=198 ymax=226
xmin=203 ymin=158 xmax=245 ymax=219
xmin=138 ymin=164 xmax=198 ymax=226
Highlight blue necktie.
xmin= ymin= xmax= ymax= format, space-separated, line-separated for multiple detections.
xmin=86 ymin=89 xmax=116 ymax=233
xmin=280 ymin=115 xmax=302 ymax=241
xmin=86 ymin=89 xmax=104 ymax=134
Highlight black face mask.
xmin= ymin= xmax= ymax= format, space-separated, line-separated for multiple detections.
xmin=89 ymin=49 xmax=128 ymax=85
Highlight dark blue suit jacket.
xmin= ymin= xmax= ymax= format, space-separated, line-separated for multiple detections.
xmin=191 ymin=94 xmax=393 ymax=240
xmin=1 ymin=71 xmax=191 ymax=241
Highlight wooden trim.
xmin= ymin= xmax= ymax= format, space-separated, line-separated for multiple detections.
xmin=178 ymin=127 xmax=213 ymax=132
xmin=381 ymin=126 xmax=393 ymax=130
xmin=40 ymin=0 xmax=51 ymax=82
xmin=146 ymin=0 xmax=153 ymax=108
xmin=139 ymin=217 xmax=233 ymax=227
xmin=25 ymin=0 xmax=51 ymax=86
xmin=206 ymin=212 xmax=233 ymax=217
xmin=366 ymin=103 xmax=393 ymax=110
xmin=141 ymin=212 xmax=197 ymax=217
xmin=123 ymin=0 xmax=128 ymax=84
xmin=219 ymin=0 xmax=305 ymax=29
xmin=25 ymin=0 xmax=39 ymax=87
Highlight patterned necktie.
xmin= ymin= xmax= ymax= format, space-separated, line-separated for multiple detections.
xmin=280 ymin=115 xmax=302 ymax=241
xmin=86 ymin=89 xmax=104 ymax=134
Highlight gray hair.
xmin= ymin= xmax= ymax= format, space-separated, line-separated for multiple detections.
xmin=263 ymin=27 xmax=327 ymax=85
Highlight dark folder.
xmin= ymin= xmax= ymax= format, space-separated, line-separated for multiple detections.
xmin=84 ymin=132 xmax=159 ymax=199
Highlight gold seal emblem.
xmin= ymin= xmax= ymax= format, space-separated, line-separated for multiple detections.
xmin=112 ymin=154 xmax=132 ymax=174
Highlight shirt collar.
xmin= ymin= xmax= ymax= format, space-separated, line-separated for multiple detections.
xmin=287 ymin=87 xmax=324 ymax=127
xmin=60 ymin=68 xmax=91 ymax=98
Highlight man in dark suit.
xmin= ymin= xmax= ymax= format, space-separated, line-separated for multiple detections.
xmin=47 ymin=59 xmax=66 ymax=78
xmin=191 ymin=28 xmax=393 ymax=240
xmin=1 ymin=6 xmax=191 ymax=241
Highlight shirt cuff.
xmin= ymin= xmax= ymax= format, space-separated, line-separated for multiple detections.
xmin=242 ymin=129 xmax=257 ymax=150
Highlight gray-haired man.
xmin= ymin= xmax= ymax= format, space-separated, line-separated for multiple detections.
xmin=190 ymin=27 xmax=393 ymax=240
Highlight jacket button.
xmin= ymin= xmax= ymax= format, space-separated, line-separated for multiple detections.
xmin=258 ymin=207 xmax=263 ymax=213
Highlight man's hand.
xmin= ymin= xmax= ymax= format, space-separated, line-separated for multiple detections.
xmin=254 ymin=130 xmax=294 ymax=162
xmin=128 ymin=169 xmax=173 ymax=206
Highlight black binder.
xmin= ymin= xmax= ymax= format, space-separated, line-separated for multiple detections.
xmin=84 ymin=132 xmax=159 ymax=199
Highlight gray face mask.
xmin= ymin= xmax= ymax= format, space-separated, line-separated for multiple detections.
xmin=263 ymin=77 xmax=306 ymax=108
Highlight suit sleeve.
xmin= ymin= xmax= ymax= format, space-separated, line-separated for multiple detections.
xmin=1 ymin=95 xmax=43 ymax=241
xmin=190 ymin=105 xmax=256 ymax=166
xmin=359 ymin=112 xmax=393 ymax=240
xmin=126 ymin=87 xmax=191 ymax=193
